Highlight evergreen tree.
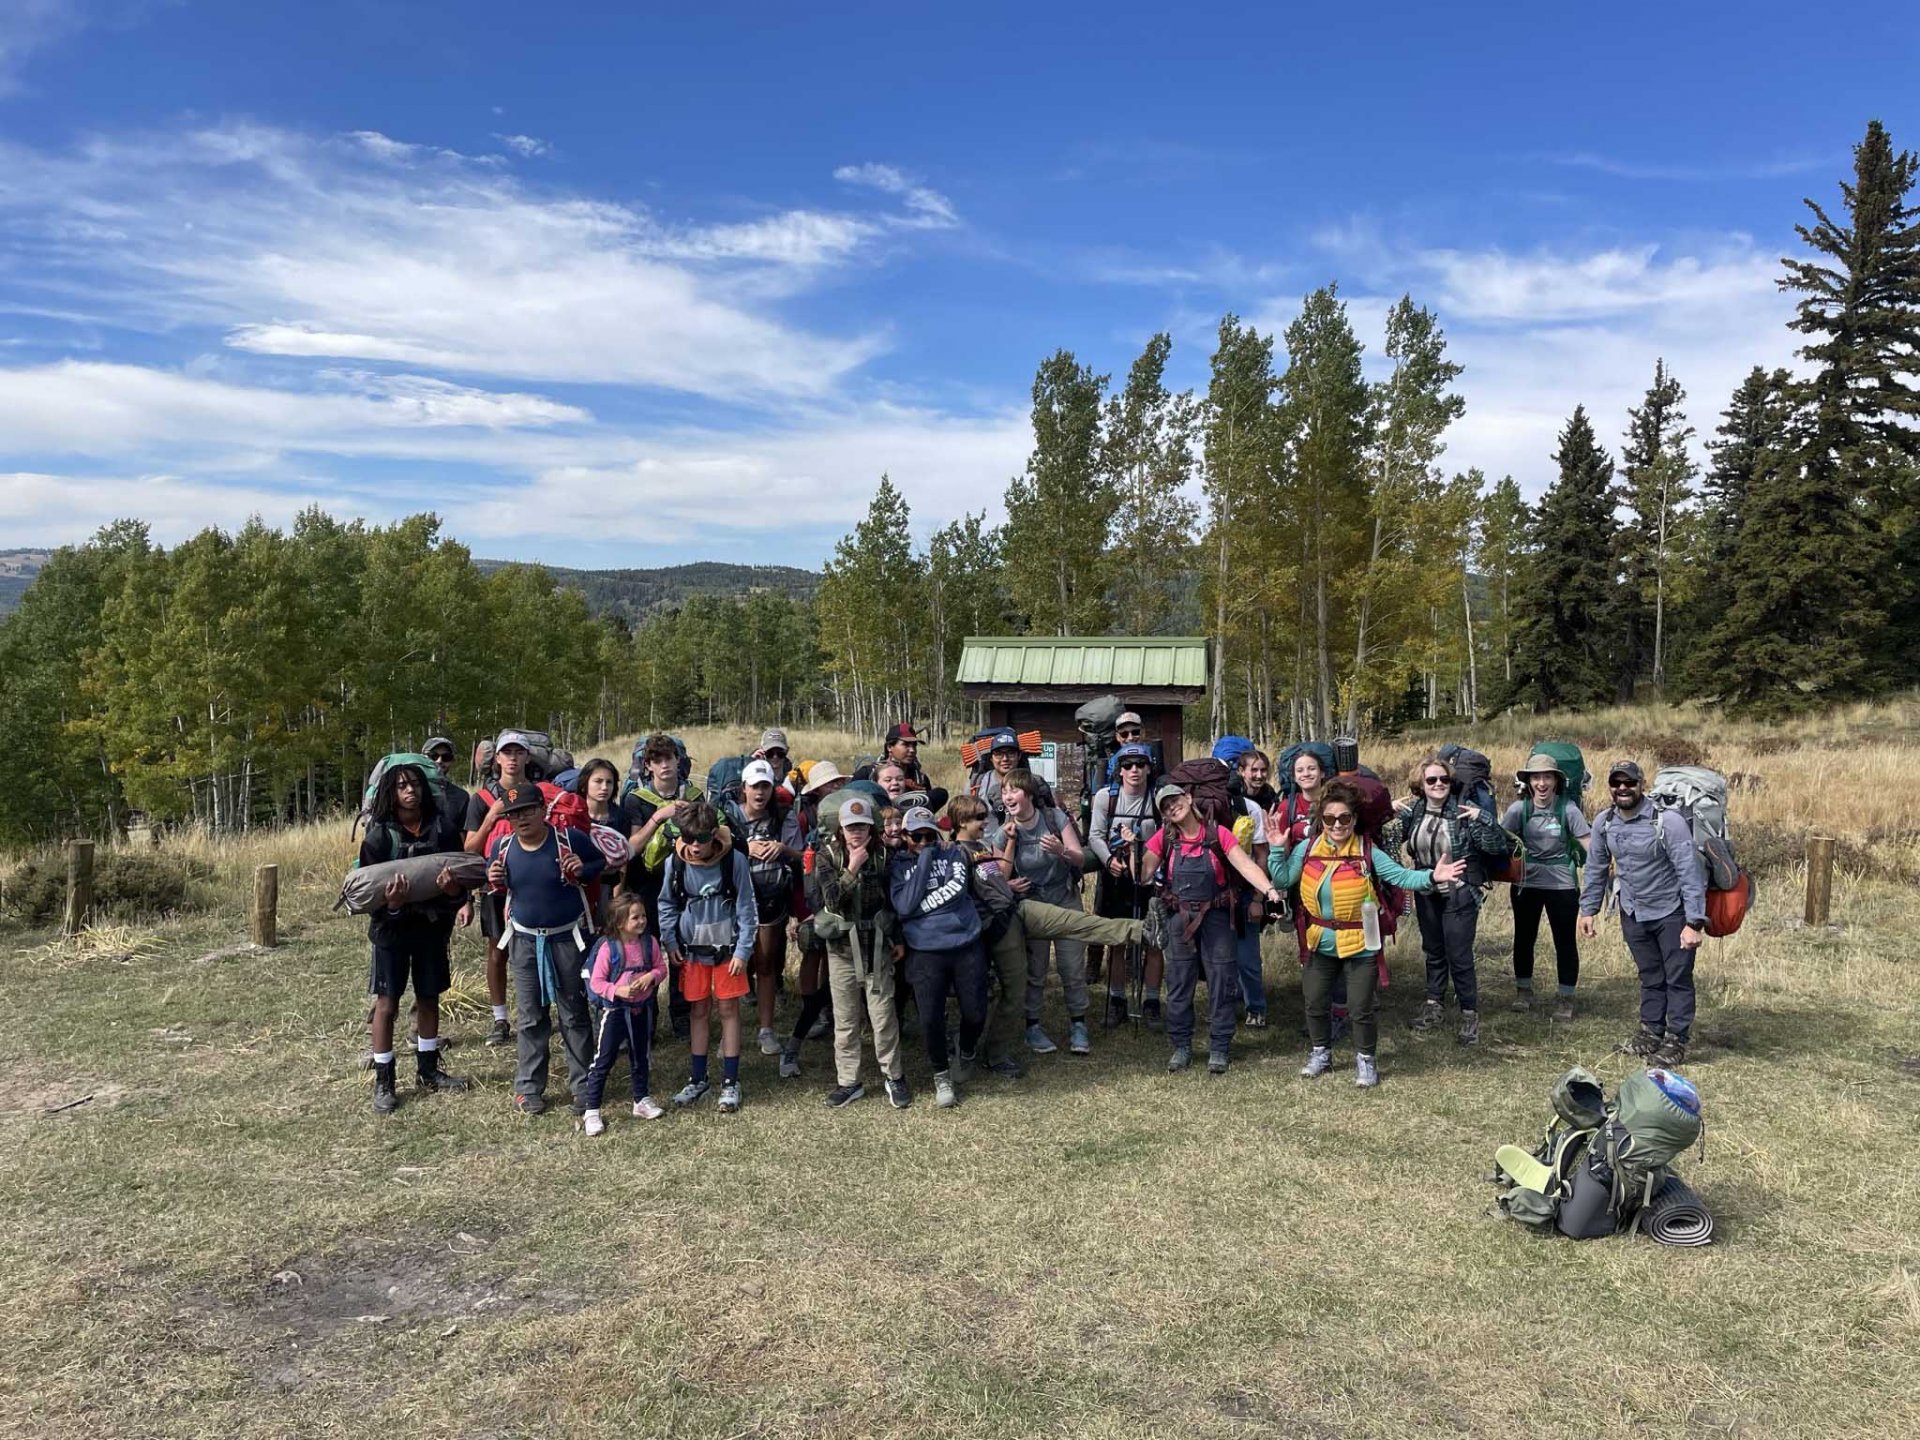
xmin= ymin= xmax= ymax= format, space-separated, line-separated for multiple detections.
xmin=1002 ymin=351 xmax=1115 ymax=635
xmin=1473 ymin=476 xmax=1529 ymax=692
xmin=1503 ymin=407 xmax=1620 ymax=710
xmin=1102 ymin=333 xmax=1199 ymax=634
xmin=1610 ymin=358 xmax=1696 ymax=693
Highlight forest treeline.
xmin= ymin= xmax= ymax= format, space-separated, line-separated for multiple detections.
xmin=1 ymin=120 xmax=1914 ymax=845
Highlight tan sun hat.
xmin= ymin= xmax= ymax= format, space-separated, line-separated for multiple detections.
xmin=1516 ymin=752 xmax=1566 ymax=785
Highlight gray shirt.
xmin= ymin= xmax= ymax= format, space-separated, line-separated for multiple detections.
xmin=1501 ymin=799 xmax=1592 ymax=892
xmin=990 ymin=806 xmax=1078 ymax=904
xmin=1088 ymin=786 xmax=1159 ymax=866
xmin=1579 ymin=803 xmax=1707 ymax=923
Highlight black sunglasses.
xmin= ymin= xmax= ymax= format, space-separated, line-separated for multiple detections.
xmin=1119 ymin=760 xmax=1148 ymax=770
xmin=682 ymin=831 xmax=718 ymax=846
xmin=1322 ymin=812 xmax=1355 ymax=826
xmin=907 ymin=829 xmax=937 ymax=844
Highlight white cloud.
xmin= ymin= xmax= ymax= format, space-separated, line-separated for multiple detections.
xmin=834 ymin=161 xmax=959 ymax=230
xmin=493 ymin=133 xmax=552 ymax=159
xmin=0 ymin=0 xmax=85 ymax=95
xmin=1544 ymin=152 xmax=1831 ymax=183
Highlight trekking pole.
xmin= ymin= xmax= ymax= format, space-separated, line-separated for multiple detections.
xmin=1128 ymin=830 xmax=1147 ymax=1029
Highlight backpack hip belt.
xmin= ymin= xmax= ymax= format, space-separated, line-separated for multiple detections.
xmin=1166 ymin=889 xmax=1234 ymax=944
xmin=508 ymin=917 xmax=587 ymax=1007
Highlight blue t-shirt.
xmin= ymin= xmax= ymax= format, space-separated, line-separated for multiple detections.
xmin=499 ymin=826 xmax=604 ymax=929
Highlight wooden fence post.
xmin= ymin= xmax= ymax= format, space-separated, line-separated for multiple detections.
xmin=62 ymin=840 xmax=94 ymax=936
xmin=251 ymin=864 xmax=279 ymax=948
xmin=1804 ymin=835 xmax=1835 ymax=927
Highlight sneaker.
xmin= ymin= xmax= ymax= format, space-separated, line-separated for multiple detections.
xmin=934 ymin=1072 xmax=958 ymax=1108
xmin=1103 ymin=993 xmax=1129 ymax=1029
xmin=1068 ymin=1019 xmax=1091 ymax=1056
xmin=512 ymin=1091 xmax=546 ymax=1117
xmin=987 ymin=1058 xmax=1024 ymax=1080
xmin=1299 ymin=1046 xmax=1333 ymax=1078
xmin=1410 ymin=998 xmax=1447 ymax=1031
xmin=1244 ymin=1010 xmax=1268 ymax=1030
xmin=1509 ymin=990 xmax=1536 ymax=1013
xmin=885 ymin=1074 xmax=912 ymax=1108
xmin=954 ymin=1049 xmax=977 ymax=1084
xmin=1551 ymin=995 xmax=1577 ymax=1022
xmin=1355 ymin=1053 xmax=1380 ymax=1088
xmin=485 ymin=1018 xmax=513 ymax=1047
xmin=807 ymin=1010 xmax=831 ymax=1041
xmin=1618 ymin=1028 xmax=1663 ymax=1059
xmin=757 ymin=1027 xmax=780 ymax=1057
xmin=632 ymin=1097 xmax=665 ymax=1121
xmin=826 ymin=1083 xmax=865 ymax=1109
xmin=1457 ymin=1010 xmax=1480 ymax=1046
xmin=1026 ymin=1023 xmax=1058 ymax=1055
xmin=371 ymin=1061 xmax=399 ymax=1116
xmin=1142 ymin=997 xmax=1164 ymax=1032
xmin=671 ymin=1079 xmax=711 ymax=1108
xmin=583 ymin=1109 xmax=606 ymax=1137
xmin=778 ymin=1040 xmax=802 ymax=1080
xmin=717 ymin=1080 xmax=743 ymax=1113
xmin=1167 ymin=1045 xmax=1192 ymax=1072
xmin=1207 ymin=1050 xmax=1230 ymax=1076
xmin=1652 ymin=1037 xmax=1689 ymax=1069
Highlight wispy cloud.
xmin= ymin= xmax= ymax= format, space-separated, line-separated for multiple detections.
xmin=1543 ymin=151 xmax=1832 ymax=183
xmin=492 ymin=132 xmax=552 ymax=159
xmin=0 ymin=0 xmax=86 ymax=95
xmin=833 ymin=162 xmax=959 ymax=230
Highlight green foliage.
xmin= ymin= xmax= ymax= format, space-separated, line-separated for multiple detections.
xmin=0 ymin=850 xmax=213 ymax=927
xmin=1609 ymin=358 xmax=1696 ymax=694
xmin=1003 ymin=351 xmax=1116 ymax=636
xmin=1103 ymin=333 xmax=1199 ymax=634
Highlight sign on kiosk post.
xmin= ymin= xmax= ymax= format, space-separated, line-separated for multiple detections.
xmin=1031 ymin=742 xmax=1059 ymax=784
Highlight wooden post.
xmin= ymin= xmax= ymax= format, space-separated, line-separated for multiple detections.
xmin=62 ymin=840 xmax=94 ymax=936
xmin=251 ymin=864 xmax=279 ymax=948
xmin=1804 ymin=835 xmax=1835 ymax=927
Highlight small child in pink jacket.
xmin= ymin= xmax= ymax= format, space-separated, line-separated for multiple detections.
xmin=582 ymin=893 xmax=669 ymax=1135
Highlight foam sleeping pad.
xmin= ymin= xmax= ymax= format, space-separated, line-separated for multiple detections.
xmin=1638 ymin=1174 xmax=1715 ymax=1246
xmin=337 ymin=852 xmax=489 ymax=915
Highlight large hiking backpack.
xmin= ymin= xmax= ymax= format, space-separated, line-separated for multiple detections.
xmin=705 ymin=754 xmax=751 ymax=811
xmin=1074 ymin=694 xmax=1127 ymax=755
xmin=1493 ymin=1067 xmax=1708 ymax=1244
xmin=1164 ymin=757 xmax=1245 ymax=837
xmin=1649 ymin=766 xmax=1752 ymax=937
xmin=1277 ymin=741 xmax=1338 ymax=799
xmin=480 ymin=781 xmax=592 ymax=859
xmin=623 ymin=734 xmax=691 ymax=800
xmin=816 ymin=779 xmax=890 ymax=837
xmin=1436 ymin=743 xmax=1497 ymax=814
xmin=1527 ymin=740 xmax=1590 ymax=808
xmin=354 ymin=752 xmax=460 ymax=847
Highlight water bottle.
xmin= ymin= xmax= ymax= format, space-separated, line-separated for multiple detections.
xmin=1360 ymin=897 xmax=1383 ymax=950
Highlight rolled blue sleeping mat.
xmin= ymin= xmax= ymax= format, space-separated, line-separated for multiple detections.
xmin=1638 ymin=1173 xmax=1714 ymax=1246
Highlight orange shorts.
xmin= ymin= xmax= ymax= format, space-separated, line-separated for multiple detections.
xmin=679 ymin=957 xmax=750 ymax=1003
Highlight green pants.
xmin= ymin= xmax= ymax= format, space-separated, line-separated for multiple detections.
xmin=1303 ymin=948 xmax=1381 ymax=1055
xmin=984 ymin=900 xmax=1142 ymax=1064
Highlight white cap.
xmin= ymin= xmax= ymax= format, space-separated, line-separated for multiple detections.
xmin=742 ymin=759 xmax=779 ymax=788
xmin=1117 ymin=711 xmax=1144 ymax=728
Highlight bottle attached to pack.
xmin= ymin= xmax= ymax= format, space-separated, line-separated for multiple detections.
xmin=1360 ymin=897 xmax=1382 ymax=950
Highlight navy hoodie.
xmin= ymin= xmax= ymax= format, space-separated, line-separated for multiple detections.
xmin=888 ymin=842 xmax=982 ymax=951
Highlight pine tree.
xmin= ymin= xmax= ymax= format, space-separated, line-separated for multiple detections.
xmin=1002 ymin=351 xmax=1115 ymax=635
xmin=1102 ymin=333 xmax=1199 ymax=634
xmin=1610 ymin=359 xmax=1695 ymax=694
xmin=1473 ymin=476 xmax=1529 ymax=692
xmin=1503 ymin=407 xmax=1620 ymax=710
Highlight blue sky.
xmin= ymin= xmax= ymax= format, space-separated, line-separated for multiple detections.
xmin=2 ymin=1 xmax=1915 ymax=567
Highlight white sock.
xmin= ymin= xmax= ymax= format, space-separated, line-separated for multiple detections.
xmin=416 ymin=1036 xmax=439 ymax=1052
xmin=491 ymin=1005 xmax=509 ymax=1022
xmin=372 ymin=1050 xmax=395 ymax=1065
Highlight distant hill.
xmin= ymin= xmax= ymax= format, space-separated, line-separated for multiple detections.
xmin=0 ymin=548 xmax=817 ymax=619
xmin=473 ymin=559 xmax=820 ymax=621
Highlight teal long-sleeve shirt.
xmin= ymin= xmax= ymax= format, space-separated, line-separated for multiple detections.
xmin=1269 ymin=840 xmax=1438 ymax=957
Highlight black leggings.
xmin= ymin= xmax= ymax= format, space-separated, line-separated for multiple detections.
xmin=906 ymin=941 xmax=987 ymax=1076
xmin=1511 ymin=888 xmax=1580 ymax=990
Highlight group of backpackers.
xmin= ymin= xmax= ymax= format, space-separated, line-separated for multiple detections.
xmin=350 ymin=713 xmax=1737 ymax=1120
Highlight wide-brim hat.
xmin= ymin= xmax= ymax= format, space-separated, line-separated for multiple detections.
xmin=1516 ymin=752 xmax=1566 ymax=784
xmin=802 ymin=760 xmax=846 ymax=794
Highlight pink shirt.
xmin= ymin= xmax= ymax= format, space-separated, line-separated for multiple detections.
xmin=587 ymin=935 xmax=667 ymax=1005
xmin=1146 ymin=824 xmax=1238 ymax=885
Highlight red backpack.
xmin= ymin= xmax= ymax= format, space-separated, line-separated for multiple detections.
xmin=1164 ymin=757 xmax=1245 ymax=838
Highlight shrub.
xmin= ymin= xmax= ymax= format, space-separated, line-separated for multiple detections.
xmin=0 ymin=851 xmax=215 ymax=927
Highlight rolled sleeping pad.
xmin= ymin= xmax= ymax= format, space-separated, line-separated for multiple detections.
xmin=1638 ymin=1173 xmax=1715 ymax=1246
xmin=338 ymin=852 xmax=489 ymax=915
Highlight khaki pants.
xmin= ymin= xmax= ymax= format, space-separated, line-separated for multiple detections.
xmin=985 ymin=900 xmax=1143 ymax=1060
xmin=827 ymin=932 xmax=903 ymax=1088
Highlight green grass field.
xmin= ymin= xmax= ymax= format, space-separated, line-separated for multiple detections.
xmin=4 ymin=706 xmax=1919 ymax=1438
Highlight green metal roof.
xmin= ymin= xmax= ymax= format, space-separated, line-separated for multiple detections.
xmin=956 ymin=636 xmax=1210 ymax=690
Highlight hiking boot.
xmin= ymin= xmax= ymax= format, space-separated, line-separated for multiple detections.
xmin=826 ymin=1083 xmax=865 ymax=1109
xmin=1299 ymin=1046 xmax=1333 ymax=1079
xmin=1355 ymin=1053 xmax=1380 ymax=1089
xmin=1551 ymin=995 xmax=1577 ymax=1022
xmin=1026 ymin=1023 xmax=1058 ymax=1055
xmin=1457 ymin=1010 xmax=1480 ymax=1047
xmin=1167 ymin=1045 xmax=1192 ymax=1073
xmin=885 ymin=1074 xmax=912 ymax=1109
xmin=1652 ymin=1037 xmax=1689 ymax=1070
xmin=1509 ymin=989 xmax=1536 ymax=1013
xmin=1243 ymin=1010 xmax=1268 ymax=1030
xmin=512 ymin=1091 xmax=546 ymax=1117
xmin=757 ymin=1027 xmax=780 ymax=1057
xmin=1103 ymin=993 xmax=1129 ymax=1029
xmin=778 ymin=1040 xmax=802 ymax=1080
xmin=1068 ymin=1019 xmax=1091 ymax=1056
xmin=372 ymin=1060 xmax=399 ymax=1116
xmin=717 ymin=1080 xmax=743 ymax=1113
xmin=671 ymin=1078 xmax=710 ymax=1108
xmin=934 ymin=1072 xmax=958 ymax=1108
xmin=1410 ymin=998 xmax=1447 ymax=1031
xmin=583 ymin=1108 xmax=606 ymax=1137
xmin=632 ymin=1097 xmax=664 ymax=1121
xmin=485 ymin=1017 xmax=513 ymax=1047
xmin=415 ymin=1050 xmax=468 ymax=1092
xmin=988 ymin=1058 xmax=1024 ymax=1080
xmin=1618 ymin=1028 xmax=1663 ymax=1059
xmin=954 ymin=1049 xmax=977 ymax=1084
xmin=1207 ymin=1050 xmax=1230 ymax=1076
xmin=1142 ymin=997 xmax=1164 ymax=1031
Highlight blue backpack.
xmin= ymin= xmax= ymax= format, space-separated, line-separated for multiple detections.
xmin=1276 ymin=741 xmax=1337 ymax=799
xmin=623 ymin=735 xmax=690 ymax=801
xmin=584 ymin=934 xmax=661 ymax=1013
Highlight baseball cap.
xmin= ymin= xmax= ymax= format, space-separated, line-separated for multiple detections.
xmin=1116 ymin=711 xmax=1144 ymax=729
xmin=989 ymin=730 xmax=1020 ymax=752
xmin=902 ymin=806 xmax=941 ymax=835
xmin=423 ymin=735 xmax=455 ymax=759
xmin=759 ymin=728 xmax=790 ymax=753
xmin=1608 ymin=760 xmax=1645 ymax=785
xmin=839 ymin=795 xmax=876 ymax=827
xmin=494 ymin=729 xmax=532 ymax=753
xmin=1115 ymin=743 xmax=1153 ymax=765
xmin=498 ymin=782 xmax=544 ymax=814
xmin=743 ymin=759 xmax=779 ymax=788
xmin=883 ymin=722 xmax=922 ymax=744
xmin=1153 ymin=783 xmax=1186 ymax=812
xmin=803 ymin=760 xmax=847 ymax=794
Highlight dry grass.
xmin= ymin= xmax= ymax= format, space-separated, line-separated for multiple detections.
xmin=3 ymin=703 xmax=1919 ymax=1437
